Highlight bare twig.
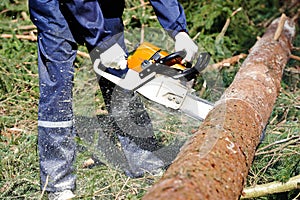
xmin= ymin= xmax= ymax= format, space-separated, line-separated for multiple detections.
xmin=75 ymin=180 xmax=119 ymax=198
xmin=209 ymin=53 xmax=247 ymax=70
xmin=127 ymin=2 xmax=150 ymax=11
xmin=274 ymin=13 xmax=287 ymax=41
xmin=198 ymin=79 xmax=207 ymax=97
xmin=290 ymin=54 xmax=300 ymax=61
xmin=1 ymin=33 xmax=37 ymax=41
xmin=39 ymin=175 xmax=49 ymax=200
xmin=292 ymin=46 xmax=300 ymax=51
xmin=139 ymin=0 xmax=146 ymax=43
xmin=241 ymin=175 xmax=300 ymax=199
xmin=256 ymin=135 xmax=300 ymax=153
xmin=18 ymin=25 xmax=36 ymax=30
xmin=158 ymin=129 xmax=186 ymax=136
xmin=216 ymin=7 xmax=242 ymax=40
xmin=255 ymin=137 xmax=300 ymax=156
xmin=94 ymin=183 xmax=116 ymax=195
xmin=115 ymin=177 xmax=130 ymax=200
xmin=21 ymin=11 xmax=30 ymax=21
xmin=293 ymin=192 xmax=300 ymax=200
xmin=192 ymin=32 xmax=201 ymax=41
xmin=0 ymin=9 xmax=9 ymax=14
xmin=259 ymin=155 xmax=282 ymax=184
xmin=77 ymin=50 xmax=90 ymax=58
xmin=146 ymin=106 xmax=165 ymax=116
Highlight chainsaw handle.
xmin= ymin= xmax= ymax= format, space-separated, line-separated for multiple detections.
xmin=193 ymin=52 xmax=210 ymax=72
xmin=172 ymin=52 xmax=210 ymax=81
xmin=157 ymin=50 xmax=187 ymax=66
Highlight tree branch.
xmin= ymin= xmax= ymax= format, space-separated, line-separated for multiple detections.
xmin=290 ymin=54 xmax=300 ymax=61
xmin=1 ymin=33 xmax=37 ymax=41
xmin=241 ymin=175 xmax=300 ymax=199
xmin=209 ymin=53 xmax=247 ymax=70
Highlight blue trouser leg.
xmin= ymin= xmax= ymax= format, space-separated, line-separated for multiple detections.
xmin=29 ymin=0 xmax=79 ymax=192
xmin=36 ymin=30 xmax=77 ymax=192
xmin=36 ymin=41 xmax=77 ymax=192
xmin=29 ymin=0 xmax=129 ymax=191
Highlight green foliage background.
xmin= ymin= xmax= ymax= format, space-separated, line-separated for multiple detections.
xmin=0 ymin=0 xmax=299 ymax=199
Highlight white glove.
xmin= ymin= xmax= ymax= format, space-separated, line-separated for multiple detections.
xmin=99 ymin=43 xmax=127 ymax=70
xmin=175 ymin=32 xmax=198 ymax=63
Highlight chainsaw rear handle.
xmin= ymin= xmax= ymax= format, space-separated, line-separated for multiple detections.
xmin=155 ymin=50 xmax=210 ymax=81
xmin=172 ymin=52 xmax=210 ymax=81
xmin=157 ymin=50 xmax=187 ymax=66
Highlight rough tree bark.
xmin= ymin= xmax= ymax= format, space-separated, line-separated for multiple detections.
xmin=142 ymin=16 xmax=296 ymax=200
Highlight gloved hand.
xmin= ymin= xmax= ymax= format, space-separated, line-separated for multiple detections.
xmin=100 ymin=43 xmax=127 ymax=70
xmin=175 ymin=32 xmax=198 ymax=63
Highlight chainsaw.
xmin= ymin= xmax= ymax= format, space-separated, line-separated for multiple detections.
xmin=93 ymin=42 xmax=214 ymax=120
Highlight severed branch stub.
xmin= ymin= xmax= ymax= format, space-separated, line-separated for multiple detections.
xmin=274 ymin=13 xmax=287 ymax=41
xmin=142 ymin=16 xmax=296 ymax=200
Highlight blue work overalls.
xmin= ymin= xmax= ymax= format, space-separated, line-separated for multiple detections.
xmin=29 ymin=0 xmax=187 ymax=192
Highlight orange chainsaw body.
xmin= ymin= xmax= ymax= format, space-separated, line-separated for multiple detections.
xmin=127 ymin=42 xmax=186 ymax=72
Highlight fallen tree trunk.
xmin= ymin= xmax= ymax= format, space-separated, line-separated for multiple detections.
xmin=142 ymin=15 xmax=296 ymax=200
